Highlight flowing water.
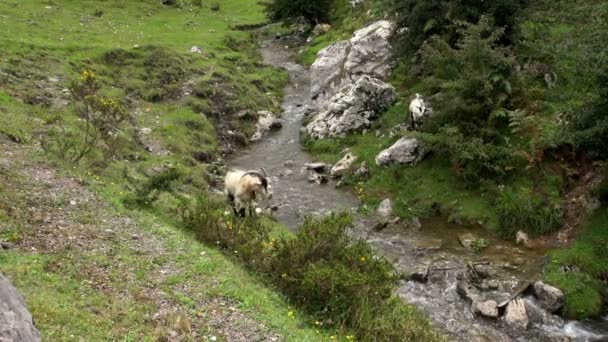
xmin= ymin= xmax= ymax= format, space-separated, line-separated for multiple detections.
xmin=228 ymin=38 xmax=608 ymax=342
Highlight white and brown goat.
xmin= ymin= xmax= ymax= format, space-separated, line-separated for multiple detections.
xmin=224 ymin=168 xmax=272 ymax=216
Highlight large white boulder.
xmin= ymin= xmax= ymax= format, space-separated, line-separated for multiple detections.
xmin=311 ymin=20 xmax=396 ymax=108
xmin=375 ymin=137 xmax=425 ymax=166
xmin=250 ymin=110 xmax=282 ymax=142
xmin=504 ymin=298 xmax=529 ymax=330
xmin=306 ymin=76 xmax=395 ymax=139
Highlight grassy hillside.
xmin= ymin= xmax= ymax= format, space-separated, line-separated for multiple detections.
xmin=0 ymin=1 xmax=443 ymax=340
xmin=300 ymin=0 xmax=608 ymax=319
xmin=0 ymin=0 xmax=324 ymax=340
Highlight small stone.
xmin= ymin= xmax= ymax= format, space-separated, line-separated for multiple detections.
xmin=458 ymin=233 xmax=477 ymax=250
xmin=473 ymin=300 xmax=498 ymax=318
xmin=139 ymin=127 xmax=152 ymax=135
xmin=377 ymin=198 xmax=392 ymax=217
xmin=516 ymin=230 xmax=532 ymax=248
xmin=190 ymin=45 xmax=203 ymax=54
xmin=407 ymin=266 xmax=429 ymax=283
xmin=504 ymin=298 xmax=529 ymax=330
xmin=533 ymin=281 xmax=564 ymax=313
xmin=304 ymin=162 xmax=329 ymax=173
xmin=330 ymin=152 xmax=357 ymax=178
xmin=284 ymin=160 xmax=295 ymax=167
xmin=411 ymin=216 xmax=422 ymax=229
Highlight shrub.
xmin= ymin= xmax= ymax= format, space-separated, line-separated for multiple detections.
xmin=422 ymin=127 xmax=518 ymax=186
xmin=565 ymin=65 xmax=608 ymax=159
xmin=495 ymin=185 xmax=563 ymax=236
xmin=178 ymin=200 xmax=442 ymax=340
xmin=265 ymin=0 xmax=332 ymax=25
xmin=41 ymin=70 xmax=128 ymax=164
xmin=123 ymin=168 xmax=181 ymax=208
xmin=417 ymin=17 xmax=517 ymax=135
xmin=387 ymin=0 xmax=527 ymax=57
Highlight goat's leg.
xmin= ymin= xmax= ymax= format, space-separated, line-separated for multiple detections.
xmin=235 ymin=198 xmax=246 ymax=218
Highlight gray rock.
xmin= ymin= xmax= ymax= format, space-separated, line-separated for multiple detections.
xmin=306 ymin=76 xmax=396 ymax=139
xmin=250 ymin=111 xmax=281 ymax=142
xmin=457 ymin=280 xmax=483 ymax=303
xmin=307 ymin=170 xmax=328 ymax=185
xmin=330 ymin=152 xmax=357 ymax=178
xmin=473 ymin=300 xmax=499 ymax=318
xmin=0 ymin=274 xmax=41 ymax=341
xmin=516 ymin=230 xmax=532 ymax=248
xmin=407 ymin=265 xmax=429 ymax=283
xmin=504 ymin=298 xmax=529 ymax=330
xmin=481 ymin=279 xmax=500 ymax=291
xmin=533 ymin=281 xmax=564 ymax=313
xmin=284 ymin=160 xmax=295 ymax=167
xmin=377 ymin=198 xmax=393 ymax=217
xmin=354 ymin=161 xmax=369 ymax=178
xmin=411 ymin=216 xmax=422 ymax=229
xmin=139 ymin=127 xmax=152 ymax=135
xmin=190 ymin=45 xmax=203 ymax=54
xmin=304 ymin=162 xmax=330 ymax=173
xmin=458 ymin=233 xmax=477 ymax=251
xmin=375 ymin=137 xmax=425 ymax=166
xmin=312 ymin=23 xmax=331 ymax=36
xmin=311 ymin=20 xmax=396 ymax=108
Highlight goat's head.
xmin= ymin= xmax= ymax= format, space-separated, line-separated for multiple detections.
xmin=243 ymin=169 xmax=273 ymax=201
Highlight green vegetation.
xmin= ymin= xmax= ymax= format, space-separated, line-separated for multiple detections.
xmin=544 ymin=205 xmax=608 ymax=319
xmin=299 ymin=0 xmax=607 ymax=320
xmin=265 ymin=0 xmax=332 ymax=25
xmin=180 ymin=197 xmax=443 ymax=341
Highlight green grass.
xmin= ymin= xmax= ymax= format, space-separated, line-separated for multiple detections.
xmin=543 ymin=205 xmax=608 ymax=319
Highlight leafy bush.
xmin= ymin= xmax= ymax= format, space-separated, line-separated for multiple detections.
xmin=387 ymin=0 xmax=527 ymax=57
xmin=123 ymin=168 xmax=181 ymax=208
xmin=421 ymin=127 xmax=518 ymax=186
xmin=265 ymin=0 xmax=332 ymax=25
xmin=179 ymin=200 xmax=442 ymax=341
xmin=41 ymin=70 xmax=129 ymax=164
xmin=495 ymin=185 xmax=563 ymax=236
xmin=565 ymin=65 xmax=608 ymax=159
xmin=417 ymin=17 xmax=517 ymax=135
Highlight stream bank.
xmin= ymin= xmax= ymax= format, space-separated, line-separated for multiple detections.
xmin=228 ymin=37 xmax=608 ymax=342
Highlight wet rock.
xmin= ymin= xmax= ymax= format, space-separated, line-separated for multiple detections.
xmin=354 ymin=161 xmax=369 ymax=178
xmin=279 ymin=169 xmax=293 ymax=177
xmin=414 ymin=238 xmax=443 ymax=251
xmin=371 ymin=220 xmax=389 ymax=232
xmin=411 ymin=216 xmax=422 ymax=229
xmin=515 ymin=230 xmax=532 ymax=248
xmin=407 ymin=265 xmax=429 ymax=283
xmin=458 ymin=233 xmax=477 ymax=251
xmin=284 ymin=160 xmax=294 ymax=167
xmin=306 ymin=76 xmax=396 ymax=139
xmin=473 ymin=264 xmax=496 ymax=279
xmin=304 ymin=162 xmax=330 ymax=173
xmin=457 ymin=280 xmax=483 ymax=303
xmin=504 ymin=298 xmax=529 ymax=330
xmin=375 ymin=137 xmax=425 ymax=166
xmin=473 ymin=300 xmax=499 ymax=318
xmin=481 ymin=279 xmax=500 ymax=291
xmin=307 ymin=170 xmax=328 ymax=184
xmin=250 ymin=111 xmax=281 ymax=142
xmin=311 ymin=20 xmax=395 ymax=107
xmin=330 ymin=152 xmax=357 ymax=178
xmin=377 ymin=198 xmax=393 ymax=217
xmin=312 ymin=23 xmax=331 ymax=36
xmin=533 ymin=281 xmax=564 ymax=313
xmin=524 ymin=297 xmax=564 ymax=327
xmin=0 ymin=274 xmax=41 ymax=341
xmin=0 ymin=242 xmax=14 ymax=250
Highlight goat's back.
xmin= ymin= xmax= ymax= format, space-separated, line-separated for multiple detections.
xmin=224 ymin=169 xmax=246 ymax=195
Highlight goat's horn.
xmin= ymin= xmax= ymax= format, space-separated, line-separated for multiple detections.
xmin=260 ymin=167 xmax=267 ymax=178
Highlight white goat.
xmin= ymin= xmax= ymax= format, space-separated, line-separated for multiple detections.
xmin=409 ymin=93 xmax=428 ymax=130
xmin=224 ymin=168 xmax=272 ymax=216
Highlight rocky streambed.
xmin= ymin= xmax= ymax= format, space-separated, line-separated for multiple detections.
xmin=228 ymin=30 xmax=608 ymax=341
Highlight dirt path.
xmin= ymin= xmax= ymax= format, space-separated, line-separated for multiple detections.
xmin=0 ymin=136 xmax=280 ymax=341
